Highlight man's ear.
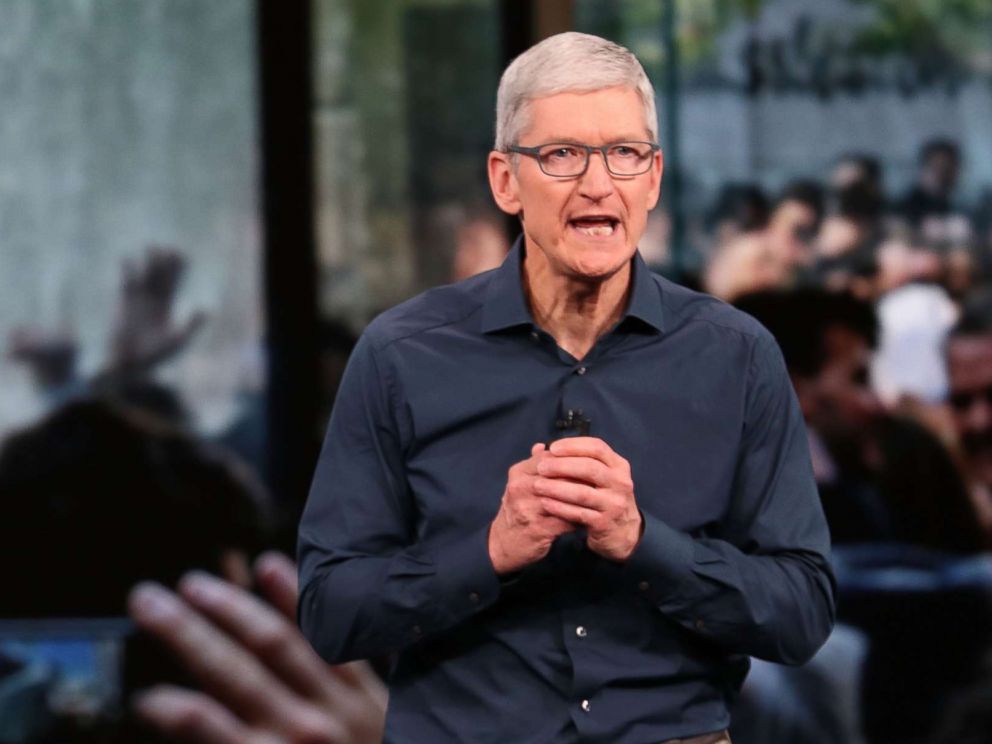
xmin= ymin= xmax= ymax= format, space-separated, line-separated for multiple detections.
xmin=646 ymin=148 xmax=664 ymax=211
xmin=488 ymin=151 xmax=522 ymax=216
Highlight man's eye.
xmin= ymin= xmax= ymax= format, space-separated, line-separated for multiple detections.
xmin=545 ymin=147 xmax=579 ymax=160
xmin=611 ymin=145 xmax=640 ymax=159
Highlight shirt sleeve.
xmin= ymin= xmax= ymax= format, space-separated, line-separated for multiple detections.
xmin=297 ymin=332 xmax=501 ymax=664
xmin=623 ymin=331 xmax=837 ymax=665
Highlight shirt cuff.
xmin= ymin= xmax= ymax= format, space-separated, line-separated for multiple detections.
xmin=623 ymin=510 xmax=696 ymax=605
xmin=429 ymin=522 xmax=502 ymax=626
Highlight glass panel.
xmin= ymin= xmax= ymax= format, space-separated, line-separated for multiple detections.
xmin=0 ymin=0 xmax=262 ymax=453
xmin=313 ymin=0 xmax=506 ymax=337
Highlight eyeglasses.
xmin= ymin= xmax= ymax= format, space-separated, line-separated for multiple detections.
xmin=506 ymin=141 xmax=660 ymax=178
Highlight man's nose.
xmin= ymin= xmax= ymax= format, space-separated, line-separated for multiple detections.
xmin=578 ymin=149 xmax=615 ymax=201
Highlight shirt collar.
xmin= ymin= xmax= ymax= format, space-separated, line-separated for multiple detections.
xmin=480 ymin=235 xmax=665 ymax=335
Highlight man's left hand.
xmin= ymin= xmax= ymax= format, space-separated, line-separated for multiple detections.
xmin=534 ymin=437 xmax=643 ymax=561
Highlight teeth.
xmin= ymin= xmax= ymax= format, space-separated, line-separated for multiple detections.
xmin=574 ymin=223 xmax=615 ymax=236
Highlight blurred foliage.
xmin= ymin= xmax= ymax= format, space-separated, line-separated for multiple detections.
xmin=579 ymin=0 xmax=761 ymax=77
xmin=851 ymin=0 xmax=992 ymax=75
xmin=584 ymin=0 xmax=992 ymax=78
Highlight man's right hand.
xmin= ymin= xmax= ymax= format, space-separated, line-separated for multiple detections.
xmin=488 ymin=443 xmax=577 ymax=574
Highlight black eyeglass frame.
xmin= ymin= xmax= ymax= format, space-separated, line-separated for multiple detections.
xmin=506 ymin=141 xmax=661 ymax=178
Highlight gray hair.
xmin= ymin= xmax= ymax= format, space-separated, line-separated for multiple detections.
xmin=494 ymin=32 xmax=658 ymax=151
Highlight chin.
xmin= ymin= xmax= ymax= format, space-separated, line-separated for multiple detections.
xmin=562 ymin=243 xmax=635 ymax=280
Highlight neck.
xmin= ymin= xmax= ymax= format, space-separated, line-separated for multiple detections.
xmin=522 ymin=244 xmax=632 ymax=361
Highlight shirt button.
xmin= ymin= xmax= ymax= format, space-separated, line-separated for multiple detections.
xmin=530 ymin=331 xmax=539 ymax=341
xmin=695 ymin=619 xmax=706 ymax=631
xmin=581 ymin=699 xmax=591 ymax=713
xmin=412 ymin=625 xmax=422 ymax=636
xmin=576 ymin=365 xmax=587 ymax=375
xmin=575 ymin=625 xmax=587 ymax=638
xmin=638 ymin=580 xmax=650 ymax=591
xmin=469 ymin=592 xmax=480 ymax=603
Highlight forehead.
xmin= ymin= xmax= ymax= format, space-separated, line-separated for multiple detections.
xmin=519 ymin=86 xmax=651 ymax=144
xmin=948 ymin=335 xmax=992 ymax=390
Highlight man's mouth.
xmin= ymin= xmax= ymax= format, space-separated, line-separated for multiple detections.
xmin=569 ymin=216 xmax=619 ymax=237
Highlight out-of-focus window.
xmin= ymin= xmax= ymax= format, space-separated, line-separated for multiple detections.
xmin=313 ymin=0 xmax=505 ymax=331
xmin=0 ymin=0 xmax=262 ymax=448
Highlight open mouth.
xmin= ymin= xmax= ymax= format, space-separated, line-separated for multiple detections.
xmin=569 ymin=216 xmax=619 ymax=237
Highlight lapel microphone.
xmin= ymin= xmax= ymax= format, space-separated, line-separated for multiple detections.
xmin=553 ymin=408 xmax=591 ymax=440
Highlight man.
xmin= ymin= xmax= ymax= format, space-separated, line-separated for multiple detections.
xmin=732 ymin=289 xmax=887 ymax=545
xmin=899 ymin=139 xmax=961 ymax=229
xmin=299 ymin=32 xmax=834 ymax=743
xmin=946 ymin=291 xmax=992 ymax=542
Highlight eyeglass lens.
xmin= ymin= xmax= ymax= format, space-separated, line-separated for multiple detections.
xmin=538 ymin=143 xmax=654 ymax=176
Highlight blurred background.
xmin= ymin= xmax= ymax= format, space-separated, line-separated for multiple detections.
xmin=3 ymin=0 xmax=992 ymax=742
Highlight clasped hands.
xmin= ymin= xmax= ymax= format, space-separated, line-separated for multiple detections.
xmin=488 ymin=436 xmax=643 ymax=574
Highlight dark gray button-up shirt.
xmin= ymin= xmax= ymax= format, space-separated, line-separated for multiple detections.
xmin=298 ymin=240 xmax=835 ymax=744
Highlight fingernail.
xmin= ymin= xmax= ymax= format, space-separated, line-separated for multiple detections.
xmin=180 ymin=571 xmax=224 ymax=604
xmin=129 ymin=583 xmax=179 ymax=622
xmin=255 ymin=550 xmax=290 ymax=577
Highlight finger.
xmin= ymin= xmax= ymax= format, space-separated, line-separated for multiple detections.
xmin=540 ymin=514 xmax=579 ymax=535
xmin=540 ymin=497 xmax=600 ymax=528
xmin=178 ymin=572 xmax=336 ymax=703
xmin=515 ymin=443 xmax=547 ymax=475
xmin=533 ymin=477 xmax=603 ymax=510
xmin=133 ymin=685 xmax=280 ymax=744
xmin=254 ymin=551 xmax=298 ymax=622
xmin=536 ymin=456 xmax=610 ymax=487
xmin=325 ymin=662 xmax=389 ymax=737
xmin=326 ymin=658 xmax=386 ymax=697
xmin=547 ymin=437 xmax=624 ymax=468
xmin=128 ymin=582 xmax=300 ymax=727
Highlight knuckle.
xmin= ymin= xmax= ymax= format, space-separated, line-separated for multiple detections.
xmin=173 ymin=704 xmax=210 ymax=738
xmin=290 ymin=708 xmax=338 ymax=744
xmin=252 ymin=621 xmax=294 ymax=657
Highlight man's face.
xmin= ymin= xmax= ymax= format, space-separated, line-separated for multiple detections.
xmin=800 ymin=326 xmax=880 ymax=456
xmin=488 ymin=86 xmax=662 ymax=282
xmin=948 ymin=335 xmax=992 ymax=486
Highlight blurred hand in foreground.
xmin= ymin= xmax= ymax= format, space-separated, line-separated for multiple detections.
xmin=128 ymin=551 xmax=387 ymax=744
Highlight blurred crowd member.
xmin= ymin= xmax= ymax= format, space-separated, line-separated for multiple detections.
xmin=450 ymin=211 xmax=510 ymax=282
xmin=830 ymin=154 xmax=885 ymax=211
xmin=703 ymin=182 xmax=819 ymax=301
xmin=871 ymin=278 xmax=959 ymax=407
xmin=0 ymin=399 xmax=269 ymax=616
xmin=946 ymin=290 xmax=992 ymax=542
xmin=817 ymin=181 xmax=886 ymax=260
xmin=900 ymin=139 xmax=962 ymax=229
xmin=736 ymin=288 xmax=985 ymax=552
xmin=705 ymin=182 xmax=770 ymax=250
xmin=7 ymin=246 xmax=206 ymax=425
xmin=735 ymin=289 xmax=887 ymax=543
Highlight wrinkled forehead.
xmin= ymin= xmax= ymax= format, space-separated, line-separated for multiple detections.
xmin=518 ymin=86 xmax=653 ymax=142
xmin=948 ymin=335 xmax=992 ymax=390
